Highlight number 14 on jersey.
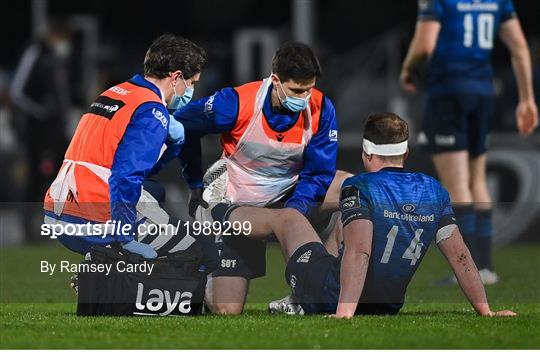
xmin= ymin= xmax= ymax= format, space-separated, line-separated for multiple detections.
xmin=381 ymin=226 xmax=425 ymax=266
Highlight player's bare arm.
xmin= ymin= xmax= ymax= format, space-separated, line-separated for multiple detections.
xmin=333 ymin=219 xmax=373 ymax=319
xmin=499 ymin=18 xmax=539 ymax=136
xmin=400 ymin=20 xmax=440 ymax=93
xmin=437 ymin=228 xmax=517 ymax=317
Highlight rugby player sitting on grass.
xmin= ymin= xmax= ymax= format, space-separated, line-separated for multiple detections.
xmin=209 ymin=112 xmax=517 ymax=318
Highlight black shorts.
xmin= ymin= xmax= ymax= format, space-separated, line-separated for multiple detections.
xmin=211 ymin=207 xmax=337 ymax=280
xmin=421 ymin=93 xmax=494 ymax=156
xmin=285 ymin=242 xmax=339 ymax=314
xmin=286 ymin=242 xmax=402 ymax=316
xmin=211 ymin=233 xmax=267 ymax=280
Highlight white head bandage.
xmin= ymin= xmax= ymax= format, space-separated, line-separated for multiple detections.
xmin=362 ymin=139 xmax=408 ymax=156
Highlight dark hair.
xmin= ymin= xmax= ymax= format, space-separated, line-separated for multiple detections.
xmin=363 ymin=112 xmax=409 ymax=162
xmin=144 ymin=33 xmax=207 ymax=79
xmin=272 ymin=41 xmax=322 ymax=83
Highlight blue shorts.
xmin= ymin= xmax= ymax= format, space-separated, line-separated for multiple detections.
xmin=286 ymin=242 xmax=401 ymax=315
xmin=421 ymin=93 xmax=494 ymax=156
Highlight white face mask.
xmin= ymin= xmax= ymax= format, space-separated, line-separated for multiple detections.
xmin=53 ymin=40 xmax=71 ymax=59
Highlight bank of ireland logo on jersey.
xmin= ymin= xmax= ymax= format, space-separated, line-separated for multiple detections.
xmin=402 ymin=204 xmax=416 ymax=213
xmin=329 ymin=129 xmax=338 ymax=142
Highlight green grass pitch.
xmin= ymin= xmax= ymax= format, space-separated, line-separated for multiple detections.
xmin=1 ymin=242 xmax=539 ymax=349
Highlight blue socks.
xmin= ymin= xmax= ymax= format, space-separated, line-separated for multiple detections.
xmin=454 ymin=205 xmax=493 ymax=271
xmin=475 ymin=209 xmax=493 ymax=270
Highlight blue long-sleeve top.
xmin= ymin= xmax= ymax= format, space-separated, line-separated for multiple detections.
xmin=45 ymin=74 xmax=175 ymax=250
xmin=109 ymin=74 xmax=171 ymax=240
xmin=174 ymin=84 xmax=338 ymax=215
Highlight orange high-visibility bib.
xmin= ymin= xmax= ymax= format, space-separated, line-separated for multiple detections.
xmin=44 ymin=81 xmax=163 ymax=223
xmin=218 ymin=76 xmax=324 ymax=205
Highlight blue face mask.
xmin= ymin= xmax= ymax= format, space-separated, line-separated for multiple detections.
xmin=277 ymin=80 xmax=311 ymax=113
xmin=169 ymin=76 xmax=194 ymax=110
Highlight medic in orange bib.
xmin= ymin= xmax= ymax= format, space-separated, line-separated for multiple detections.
xmin=173 ymin=42 xmax=352 ymax=314
xmin=42 ymin=34 xmax=208 ymax=260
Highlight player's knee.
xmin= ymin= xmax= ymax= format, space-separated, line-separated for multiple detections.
xmin=335 ymin=170 xmax=354 ymax=186
xmin=269 ymin=208 xmax=301 ymax=238
xmin=323 ymin=170 xmax=354 ymax=207
xmin=333 ymin=170 xmax=354 ymax=192
xmin=471 ymin=179 xmax=487 ymax=193
xmin=470 ymin=171 xmax=487 ymax=188
xmin=471 ymin=179 xmax=491 ymax=204
xmin=445 ymin=184 xmax=473 ymax=203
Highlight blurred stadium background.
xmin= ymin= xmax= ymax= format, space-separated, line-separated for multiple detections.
xmin=0 ymin=0 xmax=539 ymax=247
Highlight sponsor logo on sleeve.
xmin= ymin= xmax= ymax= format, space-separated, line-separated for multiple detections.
xmin=204 ymin=93 xmax=216 ymax=113
xmin=329 ymin=129 xmax=338 ymax=142
xmin=340 ymin=185 xmax=360 ymax=210
xmin=152 ymin=108 xmax=168 ymax=128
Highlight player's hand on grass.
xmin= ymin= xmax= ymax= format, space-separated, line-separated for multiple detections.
xmin=326 ymin=314 xmax=353 ymax=319
xmin=516 ymin=98 xmax=538 ymax=136
xmin=489 ymin=310 xmax=518 ymax=317
xmin=482 ymin=310 xmax=518 ymax=317
xmin=121 ymin=240 xmax=157 ymax=259
xmin=188 ymin=188 xmax=208 ymax=218
xmin=400 ymin=68 xmax=417 ymax=93
xmin=328 ymin=304 xmax=356 ymax=319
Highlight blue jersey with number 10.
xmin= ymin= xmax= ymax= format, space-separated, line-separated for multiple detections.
xmin=340 ymin=168 xmax=456 ymax=306
xmin=418 ymin=0 xmax=516 ymax=96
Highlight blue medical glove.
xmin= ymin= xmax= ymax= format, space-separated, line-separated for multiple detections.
xmin=121 ymin=240 xmax=157 ymax=259
xmin=168 ymin=115 xmax=185 ymax=145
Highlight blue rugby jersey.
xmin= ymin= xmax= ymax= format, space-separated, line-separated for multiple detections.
xmin=418 ymin=0 xmax=516 ymax=96
xmin=340 ymin=167 xmax=456 ymax=305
